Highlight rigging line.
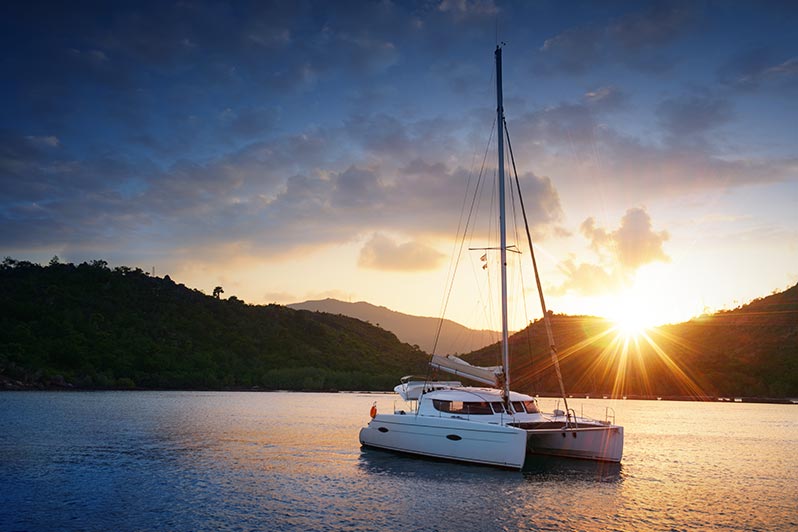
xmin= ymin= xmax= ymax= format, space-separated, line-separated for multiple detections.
xmin=503 ymin=118 xmax=571 ymax=418
xmin=431 ymin=117 xmax=497 ymax=358
xmin=430 ymin=55 xmax=499 ymax=362
xmin=433 ymin=131 xmax=483 ymax=350
xmin=504 ymin=127 xmax=532 ymax=384
xmin=486 ymin=167 xmax=499 ymax=348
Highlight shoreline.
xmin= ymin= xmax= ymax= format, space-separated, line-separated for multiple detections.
xmin=2 ymin=378 xmax=795 ymax=405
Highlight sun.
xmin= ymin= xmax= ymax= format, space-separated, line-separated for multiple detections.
xmin=604 ymin=286 xmax=663 ymax=339
xmin=611 ymin=307 xmax=650 ymax=339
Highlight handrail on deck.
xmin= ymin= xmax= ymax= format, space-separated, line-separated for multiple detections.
xmin=566 ymin=408 xmax=579 ymax=429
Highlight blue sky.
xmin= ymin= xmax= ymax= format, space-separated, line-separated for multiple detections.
xmin=2 ymin=0 xmax=797 ymax=331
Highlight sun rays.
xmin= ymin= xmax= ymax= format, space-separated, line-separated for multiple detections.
xmin=596 ymin=323 xmax=709 ymax=399
xmin=512 ymin=316 xmax=709 ymax=400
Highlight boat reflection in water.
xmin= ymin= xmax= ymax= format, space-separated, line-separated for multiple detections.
xmin=358 ymin=443 xmax=622 ymax=483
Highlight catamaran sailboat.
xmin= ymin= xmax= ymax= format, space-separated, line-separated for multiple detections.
xmin=359 ymin=46 xmax=623 ymax=469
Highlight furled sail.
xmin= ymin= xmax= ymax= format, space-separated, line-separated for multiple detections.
xmin=429 ymin=355 xmax=502 ymax=387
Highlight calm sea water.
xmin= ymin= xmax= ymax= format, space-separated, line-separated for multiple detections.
xmin=1 ymin=391 xmax=796 ymax=532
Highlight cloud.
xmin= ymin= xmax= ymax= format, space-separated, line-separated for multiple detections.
xmin=581 ymin=207 xmax=670 ymax=271
xmin=607 ymin=3 xmax=695 ymax=49
xmin=0 ymin=104 xmax=561 ymax=258
xmin=552 ymin=207 xmax=669 ymax=296
xmin=539 ymin=25 xmax=603 ymax=74
xmin=437 ymin=0 xmax=499 ymax=19
xmin=551 ymin=259 xmax=624 ymax=297
xmin=358 ymin=233 xmax=445 ymax=271
xmin=2 ymin=0 xmax=794 ymax=290
xmin=583 ymin=86 xmax=627 ymax=111
xmin=539 ymin=3 xmax=697 ymax=74
xmin=718 ymin=47 xmax=798 ymax=90
xmin=513 ymin=101 xmax=602 ymax=147
xmin=656 ymin=92 xmax=733 ymax=139
xmin=220 ymin=106 xmax=279 ymax=139
xmin=25 ymin=135 xmax=61 ymax=148
xmin=507 ymin=91 xmax=796 ymax=202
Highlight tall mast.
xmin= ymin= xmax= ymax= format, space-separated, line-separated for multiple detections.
xmin=495 ymin=45 xmax=510 ymax=402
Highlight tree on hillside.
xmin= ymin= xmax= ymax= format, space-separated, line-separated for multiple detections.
xmin=213 ymin=286 xmax=224 ymax=299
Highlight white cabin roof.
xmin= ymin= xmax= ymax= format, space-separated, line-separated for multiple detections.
xmin=421 ymin=387 xmax=535 ymax=403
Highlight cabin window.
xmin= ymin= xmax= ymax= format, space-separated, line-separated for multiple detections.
xmin=432 ymin=400 xmax=494 ymax=415
xmin=490 ymin=402 xmax=507 ymax=414
xmin=522 ymin=400 xmax=539 ymax=413
xmin=432 ymin=399 xmax=452 ymax=412
xmin=512 ymin=400 xmax=540 ymax=414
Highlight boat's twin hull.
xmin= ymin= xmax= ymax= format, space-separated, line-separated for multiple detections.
xmin=360 ymin=415 xmax=624 ymax=469
xmin=524 ymin=425 xmax=624 ymax=462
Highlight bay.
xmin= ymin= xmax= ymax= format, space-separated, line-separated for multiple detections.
xmin=1 ymin=391 xmax=796 ymax=531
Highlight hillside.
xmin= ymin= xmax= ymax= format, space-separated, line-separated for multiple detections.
xmin=288 ymin=298 xmax=498 ymax=355
xmin=463 ymin=284 xmax=798 ymax=399
xmin=0 ymin=259 xmax=428 ymax=390
xmin=2 ymin=258 xmax=796 ymax=398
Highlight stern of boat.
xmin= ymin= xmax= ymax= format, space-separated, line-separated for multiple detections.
xmin=523 ymin=423 xmax=624 ymax=463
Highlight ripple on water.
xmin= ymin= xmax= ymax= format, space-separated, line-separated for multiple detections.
xmin=1 ymin=392 xmax=796 ymax=532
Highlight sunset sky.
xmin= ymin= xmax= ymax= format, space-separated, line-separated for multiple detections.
xmin=3 ymin=1 xmax=797 ymax=332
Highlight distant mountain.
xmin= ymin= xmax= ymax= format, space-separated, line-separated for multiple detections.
xmin=0 ymin=259 xmax=428 ymax=391
xmin=288 ymin=299 xmax=498 ymax=355
xmin=464 ymin=283 xmax=798 ymax=399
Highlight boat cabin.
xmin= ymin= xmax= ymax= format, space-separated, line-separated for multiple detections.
xmin=408 ymin=387 xmax=542 ymax=422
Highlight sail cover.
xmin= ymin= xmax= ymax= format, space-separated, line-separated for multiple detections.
xmin=429 ymin=355 xmax=502 ymax=387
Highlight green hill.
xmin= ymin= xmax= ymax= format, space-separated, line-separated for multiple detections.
xmin=0 ymin=258 xmax=428 ymax=390
xmin=463 ymin=284 xmax=798 ymax=399
xmin=2 ymin=257 xmax=796 ymax=398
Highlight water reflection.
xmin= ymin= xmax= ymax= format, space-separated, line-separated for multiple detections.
xmin=3 ymin=392 xmax=795 ymax=532
xmin=522 ymin=455 xmax=623 ymax=482
xmin=359 ymin=446 xmax=622 ymax=483
xmin=358 ymin=447 xmax=512 ymax=480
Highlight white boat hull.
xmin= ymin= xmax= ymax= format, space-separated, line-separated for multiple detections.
xmin=360 ymin=414 xmax=624 ymax=468
xmin=524 ymin=425 xmax=624 ymax=462
xmin=359 ymin=414 xmax=528 ymax=469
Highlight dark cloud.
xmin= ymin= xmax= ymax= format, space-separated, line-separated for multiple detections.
xmin=607 ymin=2 xmax=695 ymax=49
xmin=332 ymin=166 xmax=386 ymax=209
xmin=0 ymin=0 xmax=428 ymax=166
xmin=1 ymin=0 xmax=794 ymax=279
xmin=0 ymin=132 xmax=150 ymax=204
xmin=437 ymin=0 xmax=499 ymax=19
xmin=656 ymin=92 xmax=734 ymax=140
xmin=538 ymin=3 xmax=697 ymax=74
xmin=539 ymin=24 xmax=604 ymax=74
xmin=220 ymin=106 xmax=279 ymax=139
xmin=346 ymin=114 xmax=416 ymax=157
xmin=513 ymin=102 xmax=601 ymax=146
xmin=507 ymin=91 xmax=794 ymax=200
